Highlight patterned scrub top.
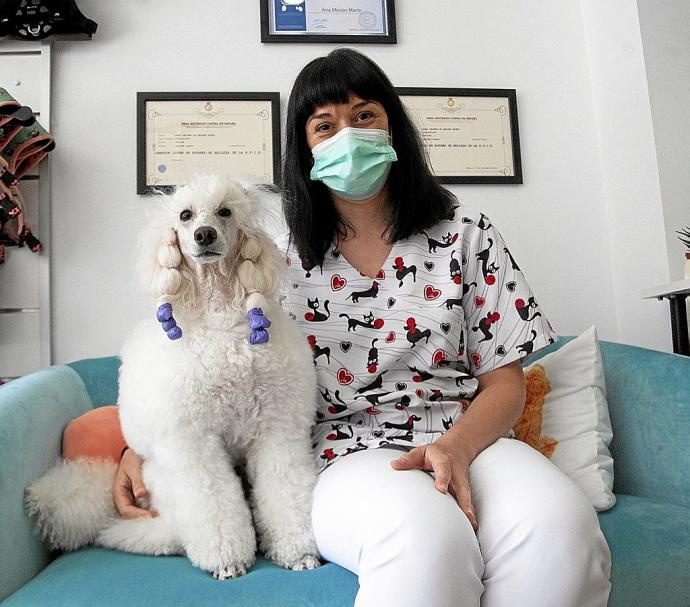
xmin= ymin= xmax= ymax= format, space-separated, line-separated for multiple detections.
xmin=276 ymin=205 xmax=557 ymax=471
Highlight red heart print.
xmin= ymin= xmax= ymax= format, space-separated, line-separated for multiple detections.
xmin=337 ymin=368 xmax=354 ymax=385
xmin=415 ymin=389 xmax=424 ymax=399
xmin=331 ymin=274 xmax=347 ymax=291
xmin=432 ymin=349 xmax=447 ymax=365
xmin=471 ymin=353 xmax=482 ymax=368
xmin=424 ymin=285 xmax=441 ymax=300
xmin=375 ymin=269 xmax=385 ymax=280
xmin=474 ymin=296 xmax=485 ymax=308
xmin=385 ymin=331 xmax=396 ymax=343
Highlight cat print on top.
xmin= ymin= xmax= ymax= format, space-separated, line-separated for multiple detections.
xmin=277 ymin=207 xmax=557 ymax=471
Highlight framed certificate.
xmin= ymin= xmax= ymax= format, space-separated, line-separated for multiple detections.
xmin=397 ymin=88 xmax=523 ymax=184
xmin=260 ymin=0 xmax=396 ymax=43
xmin=137 ymin=92 xmax=281 ymax=195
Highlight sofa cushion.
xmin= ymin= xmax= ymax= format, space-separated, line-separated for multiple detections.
xmin=521 ymin=326 xmax=615 ymax=511
xmin=62 ymin=405 xmax=126 ymax=463
xmin=0 ymin=550 xmax=358 ymax=607
xmin=599 ymin=494 xmax=690 ymax=607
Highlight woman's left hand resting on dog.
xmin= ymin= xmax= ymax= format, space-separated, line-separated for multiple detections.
xmin=113 ymin=448 xmax=156 ymax=519
xmin=390 ymin=360 xmax=526 ymax=531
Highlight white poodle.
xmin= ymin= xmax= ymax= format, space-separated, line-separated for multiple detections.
xmin=26 ymin=175 xmax=321 ymax=579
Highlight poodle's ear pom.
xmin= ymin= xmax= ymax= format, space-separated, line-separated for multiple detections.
xmin=152 ymin=268 xmax=183 ymax=300
xmin=138 ymin=223 xmax=188 ymax=301
xmin=157 ymin=228 xmax=182 ymax=268
xmin=235 ymin=229 xmax=281 ymax=345
xmin=240 ymin=235 xmax=262 ymax=261
xmin=237 ymin=258 xmax=271 ymax=294
xmin=245 ymin=292 xmax=267 ymax=312
xmin=235 ymin=231 xmax=283 ymax=300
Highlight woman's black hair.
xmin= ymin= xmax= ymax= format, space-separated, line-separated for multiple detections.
xmin=282 ymin=48 xmax=457 ymax=266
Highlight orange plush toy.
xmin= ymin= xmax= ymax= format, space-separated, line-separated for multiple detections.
xmin=513 ymin=364 xmax=558 ymax=459
xmin=62 ymin=405 xmax=127 ymax=463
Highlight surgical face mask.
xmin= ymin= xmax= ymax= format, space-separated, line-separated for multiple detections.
xmin=309 ymin=127 xmax=398 ymax=201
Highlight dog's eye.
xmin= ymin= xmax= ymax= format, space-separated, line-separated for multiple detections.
xmin=180 ymin=210 xmax=192 ymax=221
xmin=217 ymin=208 xmax=232 ymax=218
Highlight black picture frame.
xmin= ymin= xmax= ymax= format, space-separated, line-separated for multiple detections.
xmin=260 ymin=0 xmax=396 ymax=44
xmin=137 ymin=92 xmax=281 ymax=195
xmin=397 ymin=87 xmax=523 ymax=185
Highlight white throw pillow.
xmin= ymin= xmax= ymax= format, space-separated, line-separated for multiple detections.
xmin=523 ymin=325 xmax=616 ymax=511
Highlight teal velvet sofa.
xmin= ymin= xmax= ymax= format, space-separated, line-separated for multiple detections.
xmin=1 ymin=339 xmax=689 ymax=606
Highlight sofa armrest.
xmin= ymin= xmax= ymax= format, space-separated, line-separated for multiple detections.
xmin=599 ymin=342 xmax=690 ymax=509
xmin=530 ymin=338 xmax=690 ymax=508
xmin=0 ymin=366 xmax=94 ymax=602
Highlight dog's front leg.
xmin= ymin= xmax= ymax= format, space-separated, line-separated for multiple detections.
xmin=155 ymin=434 xmax=256 ymax=579
xmin=246 ymin=424 xmax=321 ymax=571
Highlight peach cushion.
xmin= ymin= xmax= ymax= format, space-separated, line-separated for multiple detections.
xmin=62 ymin=405 xmax=127 ymax=463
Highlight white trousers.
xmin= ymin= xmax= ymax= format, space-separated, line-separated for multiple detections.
xmin=311 ymin=438 xmax=611 ymax=607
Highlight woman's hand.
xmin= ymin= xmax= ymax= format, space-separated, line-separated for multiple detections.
xmin=391 ymin=441 xmax=478 ymax=530
xmin=390 ymin=361 xmax=527 ymax=531
xmin=113 ymin=448 xmax=157 ymax=519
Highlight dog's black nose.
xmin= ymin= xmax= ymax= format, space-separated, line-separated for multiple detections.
xmin=194 ymin=226 xmax=217 ymax=246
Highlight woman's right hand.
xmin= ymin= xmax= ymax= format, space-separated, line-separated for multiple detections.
xmin=113 ymin=448 xmax=157 ymax=518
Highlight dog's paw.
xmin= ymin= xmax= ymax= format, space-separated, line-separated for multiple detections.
xmin=186 ymin=529 xmax=256 ymax=580
xmin=283 ymin=554 xmax=322 ymax=571
xmin=211 ymin=564 xmax=247 ymax=580
xmin=290 ymin=554 xmax=321 ymax=571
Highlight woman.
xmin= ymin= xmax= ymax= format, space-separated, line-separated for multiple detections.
xmin=116 ymin=49 xmax=611 ymax=606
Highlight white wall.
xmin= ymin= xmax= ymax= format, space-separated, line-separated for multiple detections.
xmin=581 ymin=0 xmax=671 ymax=351
xmin=47 ymin=0 xmax=671 ymax=363
xmin=637 ymin=0 xmax=690 ymax=281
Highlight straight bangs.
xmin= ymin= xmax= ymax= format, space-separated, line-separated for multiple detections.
xmin=291 ymin=52 xmax=393 ymax=130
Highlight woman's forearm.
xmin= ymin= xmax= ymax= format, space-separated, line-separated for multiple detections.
xmin=435 ymin=360 xmax=526 ymax=462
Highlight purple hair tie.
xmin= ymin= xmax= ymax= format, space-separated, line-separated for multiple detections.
xmin=248 ymin=307 xmax=271 ymax=345
xmin=157 ymin=303 xmax=182 ymax=340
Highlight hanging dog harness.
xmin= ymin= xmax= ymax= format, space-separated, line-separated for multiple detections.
xmin=0 ymin=88 xmax=55 ymax=263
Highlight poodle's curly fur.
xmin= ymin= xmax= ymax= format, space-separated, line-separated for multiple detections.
xmin=27 ymin=175 xmax=321 ymax=579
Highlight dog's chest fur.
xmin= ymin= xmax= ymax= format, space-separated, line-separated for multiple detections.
xmin=119 ymin=304 xmax=310 ymax=464
xmin=179 ymin=314 xmax=272 ymax=447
